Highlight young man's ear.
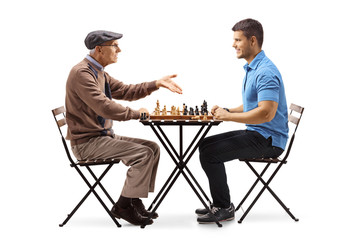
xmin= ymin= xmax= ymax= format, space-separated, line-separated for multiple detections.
xmin=250 ymin=36 xmax=257 ymax=47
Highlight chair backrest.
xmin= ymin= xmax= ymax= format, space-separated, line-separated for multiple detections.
xmin=281 ymin=103 xmax=304 ymax=162
xmin=52 ymin=106 xmax=66 ymax=136
xmin=52 ymin=106 xmax=77 ymax=166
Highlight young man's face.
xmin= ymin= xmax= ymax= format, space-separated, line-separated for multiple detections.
xmin=232 ymin=31 xmax=252 ymax=60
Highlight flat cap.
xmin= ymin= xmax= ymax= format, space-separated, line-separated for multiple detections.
xmin=84 ymin=30 xmax=123 ymax=49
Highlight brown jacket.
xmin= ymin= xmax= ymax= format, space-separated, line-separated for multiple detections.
xmin=65 ymin=57 xmax=158 ymax=146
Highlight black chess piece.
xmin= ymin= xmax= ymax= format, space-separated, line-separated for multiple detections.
xmin=203 ymin=100 xmax=208 ymax=114
xmin=189 ymin=107 xmax=194 ymax=115
xmin=140 ymin=112 xmax=147 ymax=120
xmin=183 ymin=105 xmax=188 ymax=115
xmin=195 ymin=106 xmax=199 ymax=115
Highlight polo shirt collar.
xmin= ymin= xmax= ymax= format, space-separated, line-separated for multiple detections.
xmin=86 ymin=55 xmax=104 ymax=71
xmin=243 ymin=50 xmax=265 ymax=70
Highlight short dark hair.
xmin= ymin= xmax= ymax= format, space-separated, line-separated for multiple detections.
xmin=232 ymin=18 xmax=264 ymax=48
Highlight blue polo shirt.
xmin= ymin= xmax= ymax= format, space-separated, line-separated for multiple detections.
xmin=242 ymin=50 xmax=288 ymax=150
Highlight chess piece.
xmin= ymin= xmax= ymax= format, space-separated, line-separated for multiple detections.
xmin=183 ymin=105 xmax=188 ymax=115
xmin=162 ymin=105 xmax=167 ymax=115
xmin=202 ymin=100 xmax=208 ymax=114
xmin=171 ymin=106 xmax=176 ymax=115
xmin=189 ymin=107 xmax=194 ymax=115
xmin=176 ymin=107 xmax=181 ymax=115
xmin=140 ymin=112 xmax=147 ymax=120
xmin=155 ymin=100 xmax=160 ymax=115
xmin=202 ymin=113 xmax=208 ymax=120
xmin=195 ymin=106 xmax=199 ymax=115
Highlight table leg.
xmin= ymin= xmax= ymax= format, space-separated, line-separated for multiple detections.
xmin=154 ymin=124 xmax=212 ymax=206
xmin=141 ymin=122 xmax=222 ymax=228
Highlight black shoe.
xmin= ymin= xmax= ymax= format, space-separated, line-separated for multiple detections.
xmin=132 ymin=198 xmax=159 ymax=219
xmin=195 ymin=204 xmax=213 ymax=215
xmin=197 ymin=203 xmax=235 ymax=224
xmin=111 ymin=204 xmax=153 ymax=226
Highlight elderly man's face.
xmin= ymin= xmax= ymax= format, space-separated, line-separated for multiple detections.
xmin=98 ymin=40 xmax=121 ymax=66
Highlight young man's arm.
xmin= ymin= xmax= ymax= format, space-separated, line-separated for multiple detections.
xmin=211 ymin=104 xmax=243 ymax=115
xmin=229 ymin=105 xmax=243 ymax=113
xmin=213 ymin=100 xmax=278 ymax=124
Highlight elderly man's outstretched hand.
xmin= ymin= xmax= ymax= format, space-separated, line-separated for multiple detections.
xmin=156 ymin=74 xmax=183 ymax=94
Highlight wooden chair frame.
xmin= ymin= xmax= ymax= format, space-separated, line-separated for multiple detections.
xmin=52 ymin=106 xmax=121 ymax=227
xmin=235 ymin=103 xmax=304 ymax=223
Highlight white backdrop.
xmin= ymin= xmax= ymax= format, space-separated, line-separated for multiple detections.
xmin=1 ymin=0 xmax=359 ymax=239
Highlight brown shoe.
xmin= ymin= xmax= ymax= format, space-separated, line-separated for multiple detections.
xmin=132 ymin=198 xmax=159 ymax=219
xmin=111 ymin=204 xmax=153 ymax=226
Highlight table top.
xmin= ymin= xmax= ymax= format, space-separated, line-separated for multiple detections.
xmin=140 ymin=119 xmax=222 ymax=126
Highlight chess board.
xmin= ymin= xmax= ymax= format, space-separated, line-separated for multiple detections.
xmin=143 ymin=100 xmax=213 ymax=121
xmin=149 ymin=111 xmax=214 ymax=120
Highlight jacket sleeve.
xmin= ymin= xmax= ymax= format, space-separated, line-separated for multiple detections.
xmin=107 ymin=73 xmax=159 ymax=101
xmin=73 ymin=69 xmax=141 ymax=121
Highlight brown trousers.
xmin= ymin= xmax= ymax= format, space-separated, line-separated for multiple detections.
xmin=71 ymin=135 xmax=160 ymax=198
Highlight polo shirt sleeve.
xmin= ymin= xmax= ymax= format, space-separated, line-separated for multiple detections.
xmin=256 ymin=69 xmax=280 ymax=103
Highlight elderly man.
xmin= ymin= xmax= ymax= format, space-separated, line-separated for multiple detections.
xmin=65 ymin=30 xmax=182 ymax=226
xmin=196 ymin=19 xmax=288 ymax=223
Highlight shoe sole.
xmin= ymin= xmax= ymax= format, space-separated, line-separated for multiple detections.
xmin=113 ymin=210 xmax=158 ymax=220
xmin=198 ymin=216 xmax=235 ymax=224
xmin=196 ymin=213 xmax=207 ymax=216
xmin=111 ymin=211 xmax=122 ymax=219
xmin=111 ymin=211 xmax=153 ymax=225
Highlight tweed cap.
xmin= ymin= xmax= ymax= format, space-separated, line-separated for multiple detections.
xmin=84 ymin=30 xmax=123 ymax=49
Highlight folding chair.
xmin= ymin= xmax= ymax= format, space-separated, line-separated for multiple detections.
xmin=52 ymin=106 xmax=121 ymax=227
xmin=235 ymin=103 xmax=304 ymax=223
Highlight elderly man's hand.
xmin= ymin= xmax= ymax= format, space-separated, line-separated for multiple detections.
xmin=156 ymin=74 xmax=182 ymax=94
xmin=139 ymin=108 xmax=149 ymax=116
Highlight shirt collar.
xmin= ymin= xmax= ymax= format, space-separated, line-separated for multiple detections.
xmin=86 ymin=55 xmax=104 ymax=71
xmin=243 ymin=50 xmax=265 ymax=71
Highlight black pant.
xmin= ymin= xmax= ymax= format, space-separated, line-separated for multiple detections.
xmin=199 ymin=130 xmax=283 ymax=208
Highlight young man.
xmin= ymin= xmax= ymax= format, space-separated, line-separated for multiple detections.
xmin=65 ymin=30 xmax=182 ymax=226
xmin=196 ymin=19 xmax=288 ymax=223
